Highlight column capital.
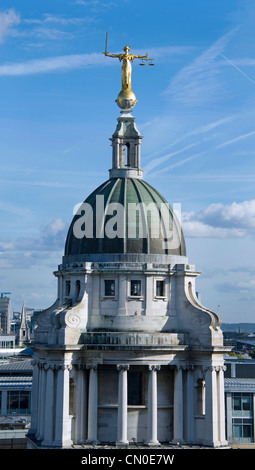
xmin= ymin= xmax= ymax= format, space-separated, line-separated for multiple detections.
xmin=31 ymin=359 xmax=39 ymax=367
xmin=43 ymin=363 xmax=52 ymax=371
xmin=38 ymin=360 xmax=46 ymax=369
xmin=204 ymin=365 xmax=225 ymax=373
xmin=148 ymin=364 xmax=161 ymax=371
xmin=185 ymin=364 xmax=195 ymax=371
xmin=56 ymin=363 xmax=72 ymax=371
xmin=73 ymin=362 xmax=86 ymax=370
xmin=86 ymin=363 xmax=98 ymax=371
xmin=117 ymin=364 xmax=129 ymax=371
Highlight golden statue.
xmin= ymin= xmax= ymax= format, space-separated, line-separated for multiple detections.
xmin=104 ymin=33 xmax=154 ymax=111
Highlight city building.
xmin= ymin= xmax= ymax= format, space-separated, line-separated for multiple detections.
xmin=0 ymin=295 xmax=10 ymax=335
xmin=27 ymin=44 xmax=230 ymax=449
xmin=0 ymin=335 xmax=15 ymax=351
xmin=225 ymin=357 xmax=255 ymax=447
xmin=0 ymin=358 xmax=32 ymax=448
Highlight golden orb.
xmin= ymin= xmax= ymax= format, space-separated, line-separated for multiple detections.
xmin=116 ymin=88 xmax=137 ymax=110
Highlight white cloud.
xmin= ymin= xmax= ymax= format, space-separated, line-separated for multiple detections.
xmin=21 ymin=13 xmax=95 ymax=43
xmin=183 ymin=219 xmax=245 ymax=239
xmin=183 ymin=200 xmax=255 ymax=238
xmin=73 ymin=0 xmax=115 ymax=9
xmin=0 ymin=52 xmax=106 ymax=76
xmin=0 ymin=42 xmax=194 ymax=77
xmin=0 ymin=201 xmax=32 ymax=218
xmin=0 ymin=218 xmax=68 ymax=269
xmin=0 ymin=8 xmax=20 ymax=43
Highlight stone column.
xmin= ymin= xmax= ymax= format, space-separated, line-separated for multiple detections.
xmin=147 ymin=365 xmax=160 ymax=446
xmin=42 ymin=364 xmax=55 ymax=446
xmin=116 ymin=138 xmax=120 ymax=168
xmin=173 ymin=365 xmax=183 ymax=444
xmin=37 ymin=362 xmax=46 ymax=441
xmin=218 ymin=366 xmax=228 ymax=445
xmin=116 ymin=364 xmax=129 ymax=446
xmin=74 ymin=365 xmax=88 ymax=444
xmin=29 ymin=360 xmax=39 ymax=435
xmin=35 ymin=362 xmax=42 ymax=440
xmin=185 ymin=365 xmax=195 ymax=443
xmin=54 ymin=364 xmax=72 ymax=447
xmin=87 ymin=365 xmax=98 ymax=443
xmin=137 ymin=142 xmax=141 ymax=168
xmin=253 ymin=394 xmax=255 ymax=445
xmin=205 ymin=366 xmax=219 ymax=446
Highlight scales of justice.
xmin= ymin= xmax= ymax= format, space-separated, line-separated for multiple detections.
xmin=103 ymin=33 xmax=154 ymax=113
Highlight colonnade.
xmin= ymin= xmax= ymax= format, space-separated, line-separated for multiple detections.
xmin=29 ymin=360 xmax=227 ymax=447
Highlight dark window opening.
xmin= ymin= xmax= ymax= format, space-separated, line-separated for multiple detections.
xmin=104 ymin=279 xmax=115 ymax=296
xmin=130 ymin=280 xmax=141 ymax=297
xmin=128 ymin=371 xmax=142 ymax=405
xmin=156 ymin=280 xmax=165 ymax=297
xmin=75 ymin=280 xmax=81 ymax=301
xmin=65 ymin=280 xmax=71 ymax=297
xmin=125 ymin=143 xmax=130 ymax=166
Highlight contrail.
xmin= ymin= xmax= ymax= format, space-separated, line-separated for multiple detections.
xmin=220 ymin=53 xmax=255 ymax=86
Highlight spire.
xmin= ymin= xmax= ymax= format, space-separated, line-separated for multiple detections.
xmin=18 ymin=297 xmax=30 ymax=346
xmin=20 ymin=297 xmax=26 ymax=328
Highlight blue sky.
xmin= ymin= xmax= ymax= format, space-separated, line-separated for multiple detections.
xmin=1 ymin=0 xmax=255 ymax=323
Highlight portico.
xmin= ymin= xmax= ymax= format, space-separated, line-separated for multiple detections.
xmin=29 ymin=342 xmax=228 ymax=448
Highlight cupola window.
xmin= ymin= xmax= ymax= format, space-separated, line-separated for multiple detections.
xmin=125 ymin=142 xmax=130 ymax=166
xmin=104 ymin=279 xmax=115 ymax=297
xmin=156 ymin=280 xmax=165 ymax=297
xmin=130 ymin=280 xmax=141 ymax=297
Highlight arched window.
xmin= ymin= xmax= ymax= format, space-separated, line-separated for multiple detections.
xmin=125 ymin=142 xmax=130 ymax=166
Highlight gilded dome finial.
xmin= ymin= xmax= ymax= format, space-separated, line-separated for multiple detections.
xmin=103 ymin=33 xmax=154 ymax=112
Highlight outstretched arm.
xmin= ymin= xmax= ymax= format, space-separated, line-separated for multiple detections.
xmin=130 ymin=53 xmax=149 ymax=61
xmin=104 ymin=52 xmax=123 ymax=60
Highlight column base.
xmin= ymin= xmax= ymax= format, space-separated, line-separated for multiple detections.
xmin=41 ymin=439 xmax=57 ymax=447
xmin=116 ymin=440 xmax=129 ymax=447
xmin=146 ymin=440 xmax=161 ymax=447
xmin=199 ymin=439 xmax=229 ymax=447
xmin=52 ymin=439 xmax=73 ymax=448
xmin=221 ymin=440 xmax=229 ymax=447
xmin=86 ymin=440 xmax=100 ymax=445
xmin=170 ymin=439 xmax=185 ymax=446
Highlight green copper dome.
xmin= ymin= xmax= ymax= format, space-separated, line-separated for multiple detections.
xmin=64 ymin=177 xmax=186 ymax=257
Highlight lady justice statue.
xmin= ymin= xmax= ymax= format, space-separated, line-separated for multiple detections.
xmin=104 ymin=33 xmax=154 ymax=112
